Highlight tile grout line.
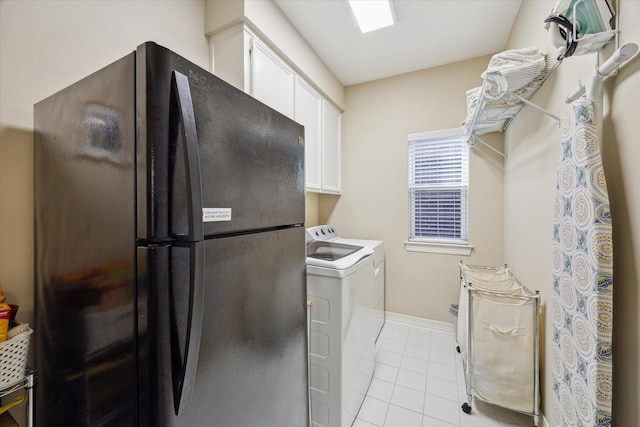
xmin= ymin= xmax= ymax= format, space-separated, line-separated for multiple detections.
xmin=358 ymin=323 xmax=536 ymax=427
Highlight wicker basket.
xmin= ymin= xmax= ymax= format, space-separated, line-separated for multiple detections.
xmin=0 ymin=324 xmax=32 ymax=389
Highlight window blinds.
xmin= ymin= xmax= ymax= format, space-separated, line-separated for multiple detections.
xmin=408 ymin=132 xmax=469 ymax=243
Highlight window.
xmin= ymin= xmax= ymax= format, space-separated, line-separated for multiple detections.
xmin=407 ymin=129 xmax=471 ymax=254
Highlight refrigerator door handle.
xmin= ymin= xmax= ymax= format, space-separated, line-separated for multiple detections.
xmin=170 ymin=241 xmax=205 ymax=415
xmin=171 ymin=71 xmax=204 ymax=241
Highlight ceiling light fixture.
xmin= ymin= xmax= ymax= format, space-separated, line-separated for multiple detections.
xmin=348 ymin=0 xmax=395 ymax=34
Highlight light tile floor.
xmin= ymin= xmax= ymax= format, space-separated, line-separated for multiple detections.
xmin=354 ymin=322 xmax=535 ymax=427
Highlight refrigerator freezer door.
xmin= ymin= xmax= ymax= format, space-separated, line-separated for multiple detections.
xmin=136 ymin=42 xmax=305 ymax=242
xmin=140 ymin=227 xmax=309 ymax=426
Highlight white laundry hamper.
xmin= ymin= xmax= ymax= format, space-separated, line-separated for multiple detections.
xmin=457 ymin=262 xmax=540 ymax=426
xmin=456 ymin=263 xmax=518 ymax=357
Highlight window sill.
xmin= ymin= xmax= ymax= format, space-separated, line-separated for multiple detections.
xmin=404 ymin=240 xmax=474 ymax=256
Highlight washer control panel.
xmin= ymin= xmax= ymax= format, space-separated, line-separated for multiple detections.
xmin=306 ymin=225 xmax=340 ymax=241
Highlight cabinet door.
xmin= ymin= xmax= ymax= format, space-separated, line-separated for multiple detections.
xmin=295 ymin=78 xmax=322 ymax=192
xmin=321 ymin=100 xmax=341 ymax=193
xmin=210 ymin=25 xmax=249 ymax=92
xmin=249 ymin=38 xmax=295 ymax=119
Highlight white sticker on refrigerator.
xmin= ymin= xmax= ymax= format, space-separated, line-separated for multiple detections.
xmin=203 ymin=208 xmax=232 ymax=222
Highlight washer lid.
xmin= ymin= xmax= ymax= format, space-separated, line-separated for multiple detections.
xmin=306 ymin=241 xmax=373 ymax=270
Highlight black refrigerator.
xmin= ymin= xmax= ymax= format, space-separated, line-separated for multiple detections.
xmin=34 ymin=42 xmax=308 ymax=427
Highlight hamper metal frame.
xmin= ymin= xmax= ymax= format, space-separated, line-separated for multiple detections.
xmin=458 ymin=262 xmax=540 ymax=427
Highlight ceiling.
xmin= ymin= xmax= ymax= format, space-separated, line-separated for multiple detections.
xmin=274 ymin=0 xmax=524 ymax=86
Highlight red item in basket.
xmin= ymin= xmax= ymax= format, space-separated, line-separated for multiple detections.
xmin=8 ymin=305 xmax=18 ymax=327
xmin=0 ymin=303 xmax=10 ymax=342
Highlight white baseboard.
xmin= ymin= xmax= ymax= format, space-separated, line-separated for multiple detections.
xmin=383 ymin=311 xmax=550 ymax=427
xmin=384 ymin=311 xmax=455 ymax=334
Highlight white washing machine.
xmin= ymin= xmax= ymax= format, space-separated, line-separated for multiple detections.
xmin=306 ymin=229 xmax=377 ymax=427
xmin=306 ymin=226 xmax=385 ymax=427
xmin=307 ymin=225 xmax=385 ymax=342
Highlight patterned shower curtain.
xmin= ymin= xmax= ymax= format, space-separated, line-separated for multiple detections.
xmin=552 ymin=96 xmax=613 ymax=427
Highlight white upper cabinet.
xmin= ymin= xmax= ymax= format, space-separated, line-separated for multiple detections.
xmin=209 ymin=25 xmax=249 ymax=93
xmin=210 ymin=24 xmax=341 ymax=194
xmin=211 ymin=26 xmax=295 ymax=118
xmin=321 ymin=100 xmax=341 ymax=194
xmin=295 ymin=79 xmax=322 ymax=192
xmin=249 ymin=38 xmax=295 ymax=119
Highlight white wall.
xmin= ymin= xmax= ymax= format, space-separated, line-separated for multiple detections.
xmin=505 ymin=1 xmax=640 ymax=425
xmin=324 ymin=58 xmax=505 ymax=323
xmin=0 ymin=0 xmax=210 ymax=130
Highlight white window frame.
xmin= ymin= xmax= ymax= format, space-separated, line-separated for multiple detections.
xmin=405 ymin=128 xmax=473 ymax=256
